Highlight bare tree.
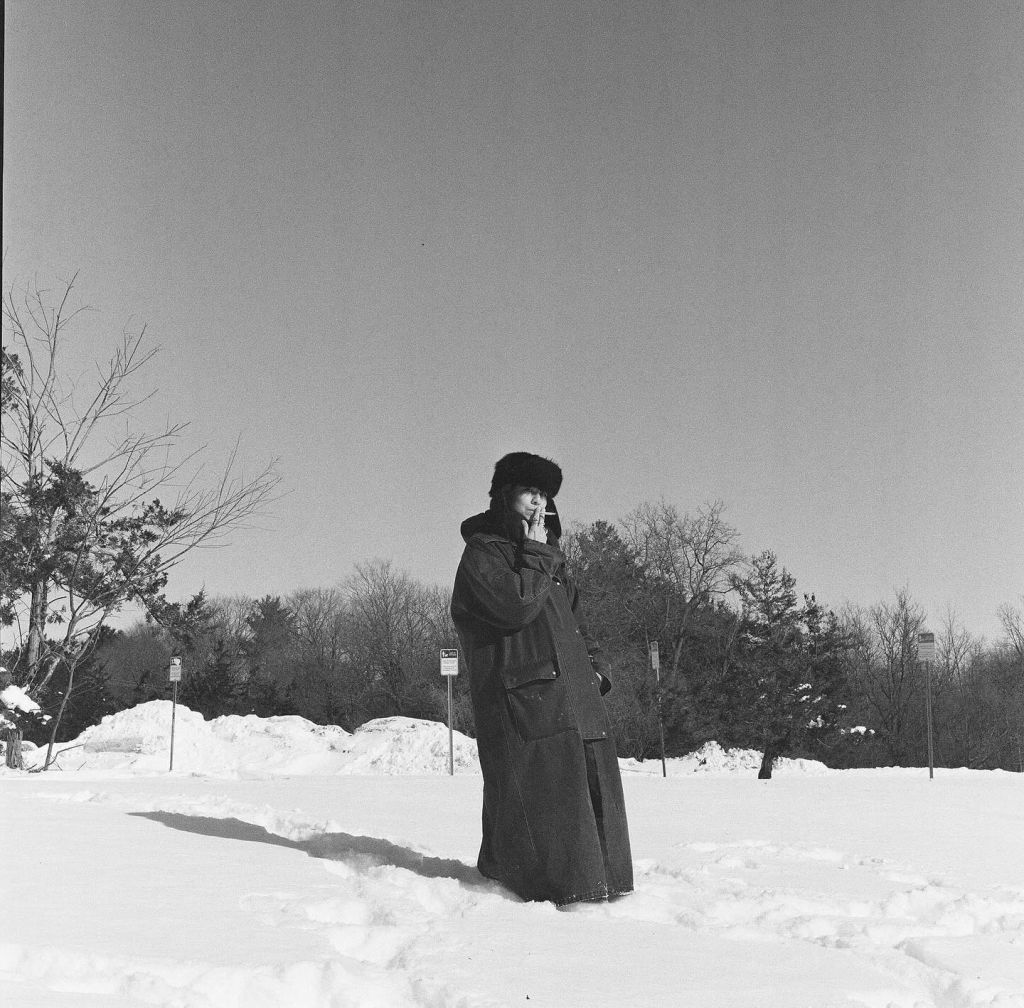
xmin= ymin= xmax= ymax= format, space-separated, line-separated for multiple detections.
xmin=619 ymin=500 xmax=743 ymax=715
xmin=342 ymin=560 xmax=464 ymax=725
xmin=289 ymin=587 xmax=349 ymax=671
xmin=997 ymin=597 xmax=1024 ymax=667
xmin=1 ymin=274 xmax=280 ymax=767
xmin=862 ymin=589 xmax=927 ymax=763
xmin=287 ymin=587 xmax=356 ymax=724
xmin=209 ymin=593 xmax=258 ymax=644
xmin=345 ymin=560 xmax=432 ymax=717
xmin=936 ymin=604 xmax=983 ymax=766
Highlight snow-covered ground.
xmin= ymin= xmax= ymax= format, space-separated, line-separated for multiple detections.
xmin=2 ymin=702 xmax=1022 ymax=1008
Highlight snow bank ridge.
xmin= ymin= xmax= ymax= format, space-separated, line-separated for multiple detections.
xmin=620 ymin=741 xmax=830 ymax=776
xmin=48 ymin=701 xmax=482 ymax=777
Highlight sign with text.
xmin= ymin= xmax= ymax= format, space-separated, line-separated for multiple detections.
xmin=168 ymin=657 xmax=182 ymax=682
xmin=917 ymin=632 xmax=936 ymax=664
xmin=440 ymin=649 xmax=459 ymax=676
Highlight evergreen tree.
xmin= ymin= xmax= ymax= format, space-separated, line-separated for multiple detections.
xmin=241 ymin=596 xmax=297 ymax=715
xmin=150 ymin=592 xmax=246 ymax=719
xmin=723 ymin=551 xmax=852 ymax=777
xmin=799 ymin=593 xmax=856 ymax=762
xmin=179 ymin=637 xmax=245 ymax=718
xmin=671 ymin=600 xmax=743 ymax=751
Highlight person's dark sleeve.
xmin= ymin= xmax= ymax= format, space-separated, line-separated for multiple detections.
xmin=568 ymin=578 xmax=613 ymax=696
xmin=452 ymin=537 xmax=562 ymax=633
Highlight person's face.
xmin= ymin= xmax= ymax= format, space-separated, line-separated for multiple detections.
xmin=509 ymin=485 xmax=547 ymax=521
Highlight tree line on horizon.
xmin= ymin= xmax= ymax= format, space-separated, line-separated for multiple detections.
xmin=9 ymin=504 xmax=1023 ymax=776
xmin=3 ymin=273 xmax=1022 ymax=773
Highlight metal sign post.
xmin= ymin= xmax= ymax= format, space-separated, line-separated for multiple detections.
xmin=917 ymin=632 xmax=936 ymax=779
xmin=168 ymin=656 xmax=182 ymax=772
xmin=440 ymin=649 xmax=459 ymax=776
xmin=650 ymin=640 xmax=667 ymax=777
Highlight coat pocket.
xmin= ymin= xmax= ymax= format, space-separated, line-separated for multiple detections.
xmin=501 ymin=656 xmax=576 ymax=742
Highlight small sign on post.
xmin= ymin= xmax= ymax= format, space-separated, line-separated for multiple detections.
xmin=169 ymin=656 xmax=182 ymax=771
xmin=440 ymin=649 xmax=459 ymax=776
xmin=917 ymin=631 xmax=936 ymax=780
xmin=649 ymin=641 xmax=666 ymax=778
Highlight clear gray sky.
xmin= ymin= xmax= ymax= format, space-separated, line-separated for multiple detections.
xmin=4 ymin=0 xmax=1022 ymax=640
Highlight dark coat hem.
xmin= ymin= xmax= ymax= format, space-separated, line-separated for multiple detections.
xmin=477 ymin=867 xmax=614 ymax=908
xmin=555 ymin=886 xmax=610 ymax=906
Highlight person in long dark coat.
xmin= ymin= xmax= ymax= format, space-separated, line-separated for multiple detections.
xmin=451 ymin=452 xmax=633 ymax=906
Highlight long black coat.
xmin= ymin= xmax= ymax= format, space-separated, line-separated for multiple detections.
xmin=451 ymin=513 xmax=633 ymax=905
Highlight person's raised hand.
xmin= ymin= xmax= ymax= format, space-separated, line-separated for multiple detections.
xmin=525 ymin=505 xmax=547 ymax=543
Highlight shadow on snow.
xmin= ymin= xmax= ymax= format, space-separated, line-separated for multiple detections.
xmin=129 ymin=810 xmax=503 ymax=894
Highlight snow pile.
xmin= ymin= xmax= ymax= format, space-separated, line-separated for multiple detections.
xmin=46 ymin=701 xmax=481 ymax=777
xmin=22 ymin=701 xmax=836 ymax=779
xmin=1 ymin=681 xmax=43 ymax=715
xmin=330 ymin=715 xmax=481 ymax=775
xmin=75 ymin=702 xmax=238 ymax=773
xmin=80 ymin=701 xmax=211 ymax=753
xmin=620 ymin=740 xmax=830 ymax=776
xmin=0 ymin=679 xmax=52 ymax=728
xmin=204 ymin=712 xmax=355 ymax=776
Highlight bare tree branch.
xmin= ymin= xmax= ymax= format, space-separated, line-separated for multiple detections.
xmin=1 ymin=273 xmax=282 ymax=763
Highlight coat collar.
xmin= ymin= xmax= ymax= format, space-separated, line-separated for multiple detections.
xmin=460 ymin=510 xmax=503 ymax=543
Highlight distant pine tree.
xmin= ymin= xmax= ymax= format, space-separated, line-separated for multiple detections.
xmin=723 ymin=551 xmax=853 ymax=777
xmin=179 ymin=638 xmax=245 ymax=718
xmin=241 ymin=596 xmax=298 ymax=715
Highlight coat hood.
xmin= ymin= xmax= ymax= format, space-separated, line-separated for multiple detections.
xmin=460 ymin=510 xmax=499 ymax=542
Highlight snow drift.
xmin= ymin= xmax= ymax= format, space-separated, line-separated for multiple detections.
xmin=25 ymin=700 xmax=833 ymax=779
xmin=37 ymin=700 xmax=483 ymax=776
xmin=2 ymin=702 xmax=1023 ymax=1007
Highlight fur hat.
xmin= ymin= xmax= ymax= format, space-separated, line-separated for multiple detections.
xmin=488 ymin=452 xmax=563 ymax=499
